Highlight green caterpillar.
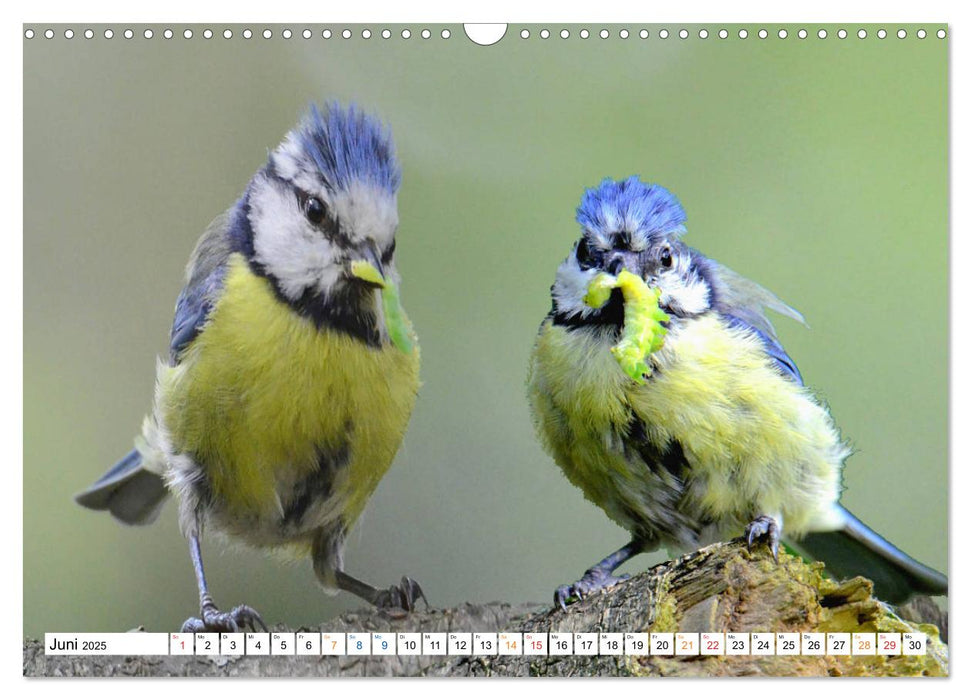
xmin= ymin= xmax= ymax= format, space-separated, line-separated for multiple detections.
xmin=350 ymin=260 xmax=416 ymax=355
xmin=583 ymin=270 xmax=670 ymax=383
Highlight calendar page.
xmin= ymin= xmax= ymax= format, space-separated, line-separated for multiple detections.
xmin=22 ymin=10 xmax=950 ymax=680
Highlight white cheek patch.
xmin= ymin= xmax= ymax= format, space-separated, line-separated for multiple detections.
xmin=658 ymin=267 xmax=710 ymax=316
xmin=249 ymin=179 xmax=341 ymax=300
xmin=330 ymin=181 xmax=399 ymax=248
xmin=553 ymin=256 xmax=599 ymax=318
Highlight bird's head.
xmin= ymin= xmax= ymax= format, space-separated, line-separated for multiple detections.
xmin=551 ymin=176 xmax=713 ymax=323
xmin=244 ymin=103 xmax=401 ymax=312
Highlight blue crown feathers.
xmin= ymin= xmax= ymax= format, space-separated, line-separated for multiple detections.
xmin=576 ymin=176 xmax=686 ymax=242
xmin=295 ymin=103 xmax=401 ymax=194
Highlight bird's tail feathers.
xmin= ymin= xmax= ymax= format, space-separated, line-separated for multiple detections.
xmin=75 ymin=448 xmax=169 ymax=526
xmin=792 ymin=505 xmax=947 ymax=604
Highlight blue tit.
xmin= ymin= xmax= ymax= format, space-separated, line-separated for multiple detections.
xmin=75 ymin=103 xmax=424 ymax=632
xmin=527 ymin=176 xmax=948 ymax=609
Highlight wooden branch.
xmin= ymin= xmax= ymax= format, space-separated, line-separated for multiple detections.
xmin=24 ymin=539 xmax=947 ymax=677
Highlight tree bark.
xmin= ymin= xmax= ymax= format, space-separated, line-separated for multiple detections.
xmin=23 ymin=539 xmax=947 ymax=677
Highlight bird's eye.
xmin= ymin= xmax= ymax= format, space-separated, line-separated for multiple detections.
xmin=575 ymin=239 xmax=594 ymax=268
xmin=660 ymin=247 xmax=673 ymax=269
xmin=304 ymin=196 xmax=326 ymax=225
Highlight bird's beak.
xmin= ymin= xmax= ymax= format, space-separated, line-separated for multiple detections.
xmin=348 ymin=245 xmax=387 ymax=289
xmin=605 ymin=251 xmax=642 ymax=278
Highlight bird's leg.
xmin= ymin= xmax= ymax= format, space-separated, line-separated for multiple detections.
xmin=334 ymin=570 xmax=427 ymax=612
xmin=312 ymin=525 xmax=425 ymax=611
xmin=744 ymin=514 xmax=781 ymax=562
xmin=554 ymin=539 xmax=645 ymax=611
xmin=180 ymin=534 xmax=267 ymax=633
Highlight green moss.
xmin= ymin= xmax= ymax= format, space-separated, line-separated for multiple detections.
xmin=632 ymin=542 xmax=947 ymax=676
xmin=649 ymin=578 xmax=681 ymax=634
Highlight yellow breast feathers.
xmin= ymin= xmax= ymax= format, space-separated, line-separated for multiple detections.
xmin=158 ymin=254 xmax=420 ymax=532
xmin=529 ymin=314 xmax=847 ymax=539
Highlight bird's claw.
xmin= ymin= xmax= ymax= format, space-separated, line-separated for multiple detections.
xmin=554 ymin=569 xmax=631 ymax=611
xmin=745 ymin=515 xmax=780 ymax=562
xmin=373 ymin=576 xmax=426 ymax=611
xmin=181 ymin=602 xmax=268 ymax=633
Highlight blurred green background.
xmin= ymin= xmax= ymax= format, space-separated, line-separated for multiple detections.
xmin=24 ymin=24 xmax=948 ymax=637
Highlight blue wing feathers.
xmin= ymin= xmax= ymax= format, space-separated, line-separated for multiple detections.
xmin=704 ymin=258 xmax=806 ymax=384
xmin=169 ymin=266 xmax=224 ymax=362
xmin=167 ymin=209 xmax=240 ymax=363
xmin=721 ymin=313 xmax=804 ymax=385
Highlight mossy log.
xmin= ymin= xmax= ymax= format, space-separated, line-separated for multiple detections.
xmin=23 ymin=539 xmax=947 ymax=677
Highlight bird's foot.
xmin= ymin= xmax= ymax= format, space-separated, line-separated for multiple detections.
xmin=181 ymin=599 xmax=268 ymax=633
xmin=554 ymin=568 xmax=631 ymax=611
xmin=745 ymin=515 xmax=781 ymax=562
xmin=372 ymin=576 xmax=426 ymax=611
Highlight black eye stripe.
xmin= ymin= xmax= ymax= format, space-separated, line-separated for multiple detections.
xmin=381 ymin=239 xmax=396 ymax=264
xmin=575 ymin=238 xmax=596 ymax=268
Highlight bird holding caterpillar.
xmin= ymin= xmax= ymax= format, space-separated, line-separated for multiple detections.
xmin=527 ymin=176 xmax=947 ymax=609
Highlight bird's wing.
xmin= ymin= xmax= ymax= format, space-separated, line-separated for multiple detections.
xmin=708 ymin=260 xmax=807 ymax=385
xmin=75 ymin=211 xmax=238 ymax=520
xmin=169 ymin=211 xmax=235 ymax=363
xmin=720 ymin=314 xmax=804 ymax=385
